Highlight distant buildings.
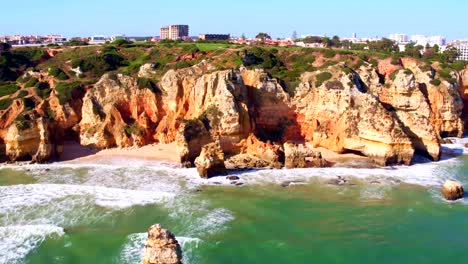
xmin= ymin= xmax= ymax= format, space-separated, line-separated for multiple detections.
xmin=389 ymin=33 xmax=409 ymax=43
xmin=198 ymin=34 xmax=230 ymax=41
xmin=160 ymin=25 xmax=189 ymax=40
xmin=89 ymin=35 xmax=106 ymax=44
xmin=410 ymin=35 xmax=446 ymax=47
xmin=452 ymin=41 xmax=468 ymax=61
xmin=0 ymin=34 xmax=68 ymax=45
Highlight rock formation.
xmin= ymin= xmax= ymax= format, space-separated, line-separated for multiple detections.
xmin=441 ymin=180 xmax=464 ymax=201
xmin=194 ymin=142 xmax=227 ymax=178
xmin=142 ymin=224 xmax=183 ymax=264
xmin=284 ymin=142 xmax=329 ymax=168
xmin=0 ymin=56 xmax=466 ymax=167
xmin=291 ymin=65 xmax=415 ymax=165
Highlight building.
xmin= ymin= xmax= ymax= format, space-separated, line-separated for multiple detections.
xmin=89 ymin=35 xmax=106 ymax=44
xmin=411 ymin=35 xmax=446 ymax=47
xmin=111 ymin=35 xmax=127 ymax=42
xmin=389 ymin=33 xmax=409 ymax=43
xmin=198 ymin=34 xmax=230 ymax=41
xmin=160 ymin=25 xmax=189 ymax=40
xmin=454 ymin=43 xmax=468 ymax=61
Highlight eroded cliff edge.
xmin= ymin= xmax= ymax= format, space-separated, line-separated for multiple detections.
xmin=0 ymin=57 xmax=466 ymax=167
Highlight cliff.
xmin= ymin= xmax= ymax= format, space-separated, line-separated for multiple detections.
xmin=0 ymin=46 xmax=466 ymax=167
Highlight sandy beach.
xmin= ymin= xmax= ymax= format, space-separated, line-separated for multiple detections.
xmin=60 ymin=142 xmax=179 ymax=163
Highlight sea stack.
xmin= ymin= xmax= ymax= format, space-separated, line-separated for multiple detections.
xmin=141 ymin=224 xmax=183 ymax=264
xmin=441 ymin=180 xmax=464 ymax=201
xmin=194 ymin=142 xmax=227 ymax=178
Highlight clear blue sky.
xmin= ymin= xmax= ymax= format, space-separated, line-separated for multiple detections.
xmin=1 ymin=0 xmax=467 ymax=40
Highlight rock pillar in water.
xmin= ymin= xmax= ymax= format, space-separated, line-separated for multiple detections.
xmin=141 ymin=224 xmax=183 ymax=264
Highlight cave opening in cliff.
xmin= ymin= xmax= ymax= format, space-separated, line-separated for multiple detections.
xmin=342 ymin=148 xmax=367 ymax=157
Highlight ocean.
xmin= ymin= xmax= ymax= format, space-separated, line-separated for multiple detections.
xmin=0 ymin=139 xmax=468 ymax=264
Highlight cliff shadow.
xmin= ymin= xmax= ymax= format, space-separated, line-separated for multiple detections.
xmin=245 ymin=85 xmax=305 ymax=144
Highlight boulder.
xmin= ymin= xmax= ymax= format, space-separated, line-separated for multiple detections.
xmin=441 ymin=180 xmax=464 ymax=201
xmin=141 ymin=224 xmax=183 ymax=264
xmin=237 ymin=134 xmax=284 ymax=168
xmin=284 ymin=142 xmax=329 ymax=168
xmin=194 ymin=142 xmax=227 ymax=178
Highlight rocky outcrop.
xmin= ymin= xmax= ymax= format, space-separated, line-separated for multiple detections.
xmin=401 ymin=58 xmax=463 ymax=138
xmin=142 ymin=224 xmax=183 ymax=264
xmin=156 ymin=61 xmax=252 ymax=149
xmin=175 ymin=120 xmax=212 ymax=167
xmin=284 ymin=142 xmax=329 ymax=168
xmin=194 ymin=142 xmax=227 ymax=178
xmin=237 ymin=134 xmax=283 ymax=168
xmin=291 ymin=65 xmax=415 ymax=166
xmin=441 ymin=180 xmax=464 ymax=201
xmin=3 ymin=118 xmax=56 ymax=162
xmin=377 ymin=70 xmax=441 ymax=160
xmin=79 ymin=73 xmax=161 ymax=148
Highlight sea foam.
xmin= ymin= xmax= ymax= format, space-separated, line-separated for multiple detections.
xmin=0 ymin=224 xmax=64 ymax=264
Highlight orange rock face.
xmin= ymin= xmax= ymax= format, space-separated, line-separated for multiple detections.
xmin=1 ymin=59 xmax=465 ymax=166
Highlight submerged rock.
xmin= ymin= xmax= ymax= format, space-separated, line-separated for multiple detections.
xmin=141 ymin=224 xmax=183 ymax=264
xmin=441 ymin=180 xmax=464 ymax=201
xmin=194 ymin=142 xmax=227 ymax=178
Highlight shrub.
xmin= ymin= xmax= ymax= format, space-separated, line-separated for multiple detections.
xmin=430 ymin=79 xmax=441 ymax=86
xmin=24 ymin=78 xmax=39 ymax=88
xmin=137 ymin=78 xmax=160 ymax=94
xmin=0 ymin=98 xmax=13 ymax=110
xmin=48 ymin=67 xmax=69 ymax=80
xmin=112 ymin=39 xmax=133 ymax=46
xmin=23 ymin=97 xmax=36 ymax=110
xmin=389 ymin=70 xmax=398 ymax=81
xmin=55 ymin=81 xmax=84 ymax=104
xmin=71 ymin=50 xmax=125 ymax=76
xmin=325 ymin=80 xmax=345 ymax=90
xmin=15 ymin=115 xmax=31 ymax=130
xmin=35 ymin=82 xmax=51 ymax=98
xmin=404 ymin=69 xmax=413 ymax=75
xmin=370 ymin=59 xmax=378 ymax=67
xmin=0 ymin=83 xmax=19 ymax=97
xmin=198 ymin=105 xmax=223 ymax=130
xmin=315 ymin=72 xmax=332 ymax=87
xmin=124 ymin=123 xmax=145 ymax=137
xmin=391 ymin=56 xmax=400 ymax=65
xmin=323 ymin=49 xmax=336 ymax=58
xmin=16 ymin=90 xmax=29 ymax=98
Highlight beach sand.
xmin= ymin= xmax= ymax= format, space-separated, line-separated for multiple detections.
xmin=60 ymin=142 xmax=179 ymax=163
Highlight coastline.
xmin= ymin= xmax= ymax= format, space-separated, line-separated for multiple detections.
xmin=59 ymin=142 xmax=180 ymax=164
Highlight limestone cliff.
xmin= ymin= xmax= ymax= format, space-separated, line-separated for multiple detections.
xmin=0 ymin=57 xmax=465 ymax=166
xmin=291 ymin=65 xmax=414 ymax=165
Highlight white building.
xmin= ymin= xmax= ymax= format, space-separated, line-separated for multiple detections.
xmin=411 ymin=35 xmax=446 ymax=47
xmin=110 ymin=35 xmax=127 ymax=42
xmin=89 ymin=35 xmax=106 ymax=45
xmin=389 ymin=33 xmax=409 ymax=43
xmin=455 ymin=43 xmax=468 ymax=61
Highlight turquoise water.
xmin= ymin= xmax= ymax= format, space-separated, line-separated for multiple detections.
xmin=0 ymin=146 xmax=468 ymax=264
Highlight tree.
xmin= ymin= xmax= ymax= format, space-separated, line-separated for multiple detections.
xmin=321 ymin=37 xmax=332 ymax=48
xmin=256 ymin=32 xmax=271 ymax=41
xmin=331 ymin=35 xmax=341 ymax=47
xmin=241 ymin=33 xmax=246 ymax=40
xmin=292 ymin=31 xmax=298 ymax=40
xmin=0 ymin=42 xmax=11 ymax=52
xmin=368 ymin=38 xmax=398 ymax=53
xmin=440 ymin=46 xmax=459 ymax=63
xmin=433 ymin=44 xmax=440 ymax=54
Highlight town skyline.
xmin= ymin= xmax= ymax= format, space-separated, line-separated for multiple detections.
xmin=1 ymin=0 xmax=468 ymax=40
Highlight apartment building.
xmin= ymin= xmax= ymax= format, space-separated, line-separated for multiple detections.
xmin=160 ymin=25 xmax=189 ymax=40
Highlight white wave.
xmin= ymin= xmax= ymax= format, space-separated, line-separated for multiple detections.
xmin=0 ymin=224 xmax=64 ymax=264
xmin=119 ymin=232 xmax=202 ymax=264
xmin=0 ymin=184 xmax=174 ymax=227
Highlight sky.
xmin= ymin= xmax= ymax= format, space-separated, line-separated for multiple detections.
xmin=1 ymin=0 xmax=467 ymax=40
